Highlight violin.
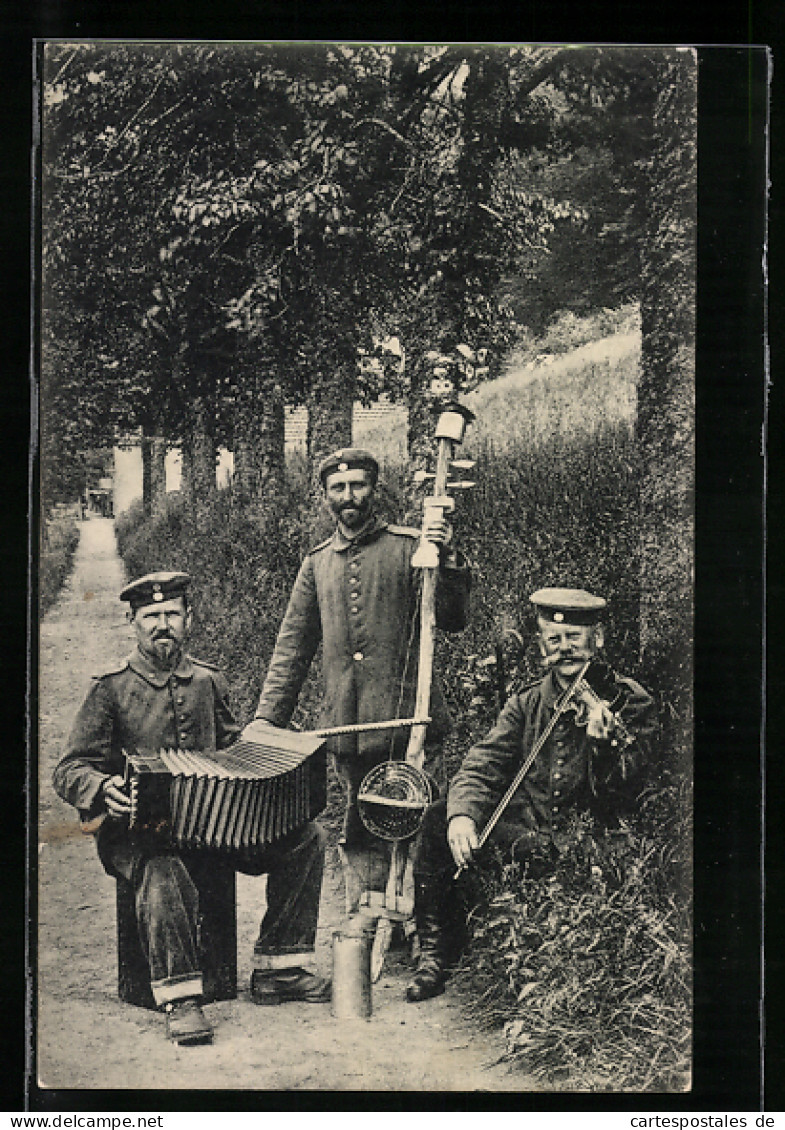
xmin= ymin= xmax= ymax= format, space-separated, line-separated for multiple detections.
xmin=556 ymin=658 xmax=636 ymax=749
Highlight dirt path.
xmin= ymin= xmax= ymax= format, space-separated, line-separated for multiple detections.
xmin=37 ymin=517 xmax=523 ymax=1093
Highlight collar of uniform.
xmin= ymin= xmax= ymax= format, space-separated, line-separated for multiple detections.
xmin=127 ymin=646 xmax=194 ymax=687
xmin=542 ymin=669 xmax=563 ymax=709
xmin=331 ymin=516 xmax=389 ymax=552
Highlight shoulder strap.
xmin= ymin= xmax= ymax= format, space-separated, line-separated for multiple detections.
xmin=306 ymin=536 xmax=333 ymax=556
xmin=93 ymin=656 xmax=130 ymax=680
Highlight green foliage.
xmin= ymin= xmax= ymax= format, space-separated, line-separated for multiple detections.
xmin=636 ymin=54 xmax=696 ymax=741
xmin=41 ymin=43 xmax=663 ymax=504
xmin=453 ymin=784 xmax=692 ymax=1091
xmin=40 ymin=510 xmax=80 ymax=615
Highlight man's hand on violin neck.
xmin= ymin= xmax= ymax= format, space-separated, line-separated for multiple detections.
xmin=448 ymin=815 xmax=479 ymax=868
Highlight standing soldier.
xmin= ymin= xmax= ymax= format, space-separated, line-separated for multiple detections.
xmin=254 ymin=448 xmax=471 ymax=909
xmin=53 ymin=571 xmax=329 ymax=1046
xmin=405 ymin=587 xmax=657 ymax=1002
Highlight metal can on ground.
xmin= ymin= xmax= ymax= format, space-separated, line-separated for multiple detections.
xmin=331 ymin=927 xmax=372 ymax=1019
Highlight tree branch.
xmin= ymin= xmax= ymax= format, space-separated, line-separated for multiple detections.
xmin=351 ymin=117 xmax=414 ymax=149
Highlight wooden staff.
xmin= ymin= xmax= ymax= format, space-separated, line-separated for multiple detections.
xmin=369 ymin=402 xmax=475 ymax=979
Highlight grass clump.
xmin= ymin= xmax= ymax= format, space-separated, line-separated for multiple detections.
xmin=454 ymin=781 xmax=691 ymax=1092
xmin=40 ymin=508 xmax=81 ymax=615
xmin=505 ymin=303 xmax=641 ymax=369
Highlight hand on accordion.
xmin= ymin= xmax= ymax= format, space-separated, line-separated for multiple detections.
xmin=102 ymin=774 xmax=132 ymax=819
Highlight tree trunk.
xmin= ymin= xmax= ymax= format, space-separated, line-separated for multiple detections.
xmin=307 ymin=360 xmax=355 ymax=468
xmin=141 ymin=430 xmax=152 ymax=518
xmin=150 ymin=436 xmax=167 ymax=514
xmin=305 ymin=352 xmax=355 ymax=544
xmin=636 ymin=52 xmax=697 ymax=755
xmin=141 ymin=421 xmax=168 ymax=517
xmin=232 ymin=365 xmax=286 ymax=507
xmin=182 ymin=396 xmax=216 ymax=529
xmin=179 ymin=436 xmax=193 ymax=510
xmin=140 ymin=426 xmax=153 ymax=518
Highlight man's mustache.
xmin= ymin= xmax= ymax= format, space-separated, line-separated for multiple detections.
xmin=543 ymin=653 xmax=581 ymax=667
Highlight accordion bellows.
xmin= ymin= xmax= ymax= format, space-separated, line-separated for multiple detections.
xmin=126 ymin=722 xmax=327 ymax=856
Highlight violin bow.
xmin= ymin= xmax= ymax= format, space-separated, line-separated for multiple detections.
xmin=369 ymin=401 xmax=475 ymax=980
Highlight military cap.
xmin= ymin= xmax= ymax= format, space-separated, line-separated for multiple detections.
xmin=120 ymin=571 xmax=191 ymax=610
xmin=318 ymin=447 xmax=379 ymax=487
xmin=529 ymin=587 xmax=607 ymax=625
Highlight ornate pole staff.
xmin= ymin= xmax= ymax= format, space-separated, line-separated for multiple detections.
xmin=356 ymin=399 xmax=475 ymax=979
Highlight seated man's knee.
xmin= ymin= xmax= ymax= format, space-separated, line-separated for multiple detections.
xmin=137 ymin=854 xmax=196 ymax=916
xmin=420 ymin=796 xmax=448 ymax=837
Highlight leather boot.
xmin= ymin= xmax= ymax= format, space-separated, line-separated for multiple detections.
xmin=164 ymin=998 xmax=213 ymax=1045
xmin=406 ymin=878 xmax=456 ymax=1003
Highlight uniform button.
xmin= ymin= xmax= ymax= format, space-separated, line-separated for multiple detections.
xmin=553 ymin=772 xmax=562 ymax=780
xmin=552 ymin=806 xmax=559 ymax=814
xmin=180 ymin=732 xmax=189 ymax=742
xmin=553 ymin=789 xmax=561 ymax=797
xmin=353 ymin=651 xmax=364 ymax=661
xmin=351 ymin=607 xmax=359 ymax=615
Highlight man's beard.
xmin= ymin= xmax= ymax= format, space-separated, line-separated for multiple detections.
xmin=146 ymin=635 xmax=181 ymax=668
xmin=335 ymin=502 xmax=372 ymax=530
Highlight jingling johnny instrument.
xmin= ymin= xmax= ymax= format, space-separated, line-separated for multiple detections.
xmin=355 ymin=400 xmax=476 ymax=978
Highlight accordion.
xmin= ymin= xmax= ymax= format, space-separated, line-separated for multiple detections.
xmin=125 ymin=722 xmax=327 ymax=858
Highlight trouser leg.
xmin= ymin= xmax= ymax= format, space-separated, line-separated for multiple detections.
xmin=332 ymin=750 xmax=398 ymax=915
xmin=252 ymin=821 xmax=325 ymax=970
xmin=134 ymin=854 xmax=204 ymax=1008
xmin=407 ymin=798 xmax=470 ymax=1002
xmin=414 ymin=796 xmax=458 ymax=879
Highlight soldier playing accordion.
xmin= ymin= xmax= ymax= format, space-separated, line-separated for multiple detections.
xmin=53 ymin=571 xmax=330 ymax=1047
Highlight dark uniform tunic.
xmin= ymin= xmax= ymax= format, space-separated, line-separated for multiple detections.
xmin=54 ymin=647 xmax=240 ymax=837
xmin=53 ymin=645 xmax=325 ymax=1003
xmin=255 ymin=516 xmax=470 ymax=843
xmin=416 ymin=667 xmax=656 ymax=878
